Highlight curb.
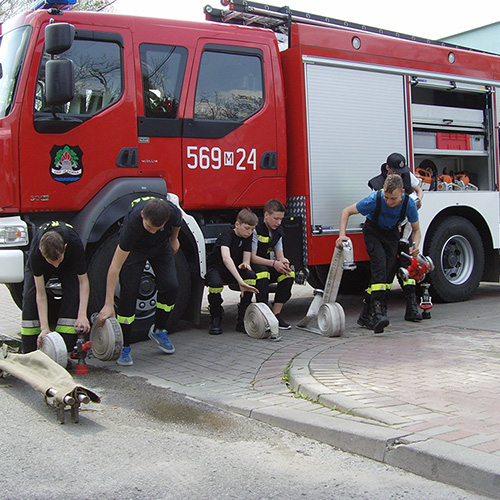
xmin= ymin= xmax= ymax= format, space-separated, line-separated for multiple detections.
xmin=116 ymin=361 xmax=500 ymax=499
xmin=246 ymin=404 xmax=500 ymax=499
xmin=286 ymin=347 xmax=500 ymax=499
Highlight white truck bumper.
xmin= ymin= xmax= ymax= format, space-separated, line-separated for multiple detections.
xmin=0 ymin=216 xmax=28 ymax=283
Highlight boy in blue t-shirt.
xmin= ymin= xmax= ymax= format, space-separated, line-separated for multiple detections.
xmin=336 ymin=174 xmax=421 ymax=333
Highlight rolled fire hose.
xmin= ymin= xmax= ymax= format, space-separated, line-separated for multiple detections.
xmin=89 ymin=317 xmax=123 ymax=361
xmin=317 ymin=302 xmax=345 ymax=338
xmin=244 ymin=303 xmax=281 ymax=341
xmin=40 ymin=332 xmax=67 ymax=367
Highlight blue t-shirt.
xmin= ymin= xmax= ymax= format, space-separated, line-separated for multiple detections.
xmin=356 ymin=191 xmax=418 ymax=230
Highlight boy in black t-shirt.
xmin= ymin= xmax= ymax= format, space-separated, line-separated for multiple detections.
xmin=205 ymin=208 xmax=259 ymax=335
xmin=21 ymin=221 xmax=90 ymax=355
xmin=98 ymin=197 xmax=182 ymax=366
xmin=251 ymin=199 xmax=294 ymax=330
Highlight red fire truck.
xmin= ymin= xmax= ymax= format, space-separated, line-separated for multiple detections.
xmin=2 ymin=0 xmax=500 ymax=337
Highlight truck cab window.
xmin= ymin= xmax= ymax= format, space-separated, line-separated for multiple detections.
xmin=35 ymin=38 xmax=122 ymax=115
xmin=0 ymin=26 xmax=31 ymax=118
xmin=140 ymin=44 xmax=187 ymax=119
xmin=194 ymin=50 xmax=263 ymax=121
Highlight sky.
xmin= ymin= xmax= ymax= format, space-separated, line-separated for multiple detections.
xmin=112 ymin=0 xmax=500 ymax=40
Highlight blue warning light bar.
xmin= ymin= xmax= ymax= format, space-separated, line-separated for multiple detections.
xmin=30 ymin=0 xmax=77 ymax=10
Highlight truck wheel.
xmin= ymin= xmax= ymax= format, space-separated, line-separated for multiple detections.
xmin=307 ymin=265 xmax=327 ymax=290
xmin=88 ymin=233 xmax=191 ymax=342
xmin=425 ymin=216 xmax=484 ymax=302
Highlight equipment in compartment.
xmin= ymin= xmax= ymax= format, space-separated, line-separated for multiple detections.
xmin=415 ymin=159 xmax=437 ymax=191
xmin=416 ymin=167 xmax=432 ymax=190
xmin=437 ymin=171 xmax=458 ymax=191
xmin=416 ymin=160 xmax=479 ymax=191
xmin=455 ymin=173 xmax=478 ymax=191
xmin=436 ymin=133 xmax=470 ymax=151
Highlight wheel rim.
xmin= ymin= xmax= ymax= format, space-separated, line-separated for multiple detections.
xmin=135 ymin=262 xmax=157 ymax=321
xmin=114 ymin=262 xmax=157 ymax=323
xmin=440 ymin=235 xmax=474 ymax=285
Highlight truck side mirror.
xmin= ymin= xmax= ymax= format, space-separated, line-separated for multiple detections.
xmin=45 ymin=59 xmax=75 ymax=106
xmin=45 ymin=22 xmax=75 ymax=55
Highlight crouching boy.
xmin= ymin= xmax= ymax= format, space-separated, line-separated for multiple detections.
xmin=251 ymin=199 xmax=294 ymax=329
xmin=205 ymin=208 xmax=259 ymax=335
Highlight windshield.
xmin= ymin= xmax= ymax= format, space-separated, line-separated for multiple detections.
xmin=0 ymin=26 xmax=31 ymax=118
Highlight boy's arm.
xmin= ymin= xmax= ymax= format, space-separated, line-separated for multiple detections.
xmin=170 ymin=226 xmax=181 ymax=254
xmin=250 ymin=248 xmax=290 ymax=274
xmin=336 ymin=204 xmax=359 ymax=248
xmin=409 ymin=221 xmax=421 ymax=256
xmin=75 ymin=273 xmax=91 ymax=334
xmin=34 ymin=275 xmax=51 ymax=346
xmin=221 ymin=246 xmax=258 ymax=293
xmin=272 ymin=249 xmax=291 ymax=275
xmin=241 ymin=250 xmax=252 ymax=270
xmin=98 ymin=245 xmax=130 ymax=325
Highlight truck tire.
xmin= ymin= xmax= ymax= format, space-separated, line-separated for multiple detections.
xmin=425 ymin=216 xmax=484 ymax=303
xmin=88 ymin=233 xmax=191 ymax=342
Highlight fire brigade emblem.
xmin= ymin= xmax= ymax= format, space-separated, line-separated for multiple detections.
xmin=50 ymin=145 xmax=84 ymax=184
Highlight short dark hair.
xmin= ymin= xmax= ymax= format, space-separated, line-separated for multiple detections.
xmin=384 ymin=174 xmax=404 ymax=193
xmin=264 ymin=199 xmax=286 ymax=215
xmin=142 ymin=199 xmax=170 ymax=227
xmin=39 ymin=231 xmax=65 ymax=261
xmin=237 ymin=208 xmax=258 ymax=227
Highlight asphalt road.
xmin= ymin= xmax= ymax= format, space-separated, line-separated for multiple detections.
xmin=0 ymin=312 xmax=488 ymax=499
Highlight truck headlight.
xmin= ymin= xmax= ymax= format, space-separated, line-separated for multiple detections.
xmin=0 ymin=221 xmax=29 ymax=246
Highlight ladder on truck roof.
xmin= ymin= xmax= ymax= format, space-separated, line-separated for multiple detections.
xmin=204 ymin=0 xmax=485 ymax=53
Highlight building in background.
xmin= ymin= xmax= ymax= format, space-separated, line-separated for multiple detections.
xmin=440 ymin=21 xmax=500 ymax=54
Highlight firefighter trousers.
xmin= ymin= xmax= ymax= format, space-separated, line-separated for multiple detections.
xmin=253 ymin=264 xmax=294 ymax=306
xmin=363 ymin=219 xmax=399 ymax=292
xmin=206 ymin=266 xmax=256 ymax=318
xmin=21 ymin=266 xmax=80 ymax=354
xmin=117 ymin=246 xmax=178 ymax=346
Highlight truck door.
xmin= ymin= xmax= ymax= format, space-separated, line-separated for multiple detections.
xmin=136 ymin=43 xmax=188 ymax=197
xmin=181 ymin=41 xmax=283 ymax=210
xmin=19 ymin=28 xmax=137 ymax=214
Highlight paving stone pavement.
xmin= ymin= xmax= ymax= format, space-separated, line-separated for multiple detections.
xmin=2 ymin=283 xmax=500 ymax=498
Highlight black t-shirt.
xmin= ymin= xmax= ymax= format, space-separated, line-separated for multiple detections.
xmin=207 ymin=227 xmax=252 ymax=270
xmin=30 ymin=222 xmax=87 ymax=277
xmin=119 ymin=198 xmax=182 ymax=254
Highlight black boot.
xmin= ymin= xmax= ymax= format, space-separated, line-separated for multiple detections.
xmin=235 ymin=303 xmax=247 ymax=333
xmin=208 ymin=294 xmax=224 ymax=334
xmin=357 ymin=293 xmax=374 ymax=329
xmin=371 ymin=291 xmax=389 ymax=334
xmin=236 ymin=292 xmax=252 ymax=333
xmin=209 ymin=314 xmax=223 ymax=335
xmin=404 ymin=285 xmax=422 ymax=322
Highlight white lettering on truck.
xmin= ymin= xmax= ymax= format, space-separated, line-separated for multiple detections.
xmin=187 ymin=146 xmax=257 ymax=170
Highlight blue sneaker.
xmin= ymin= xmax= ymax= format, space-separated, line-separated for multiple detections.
xmin=116 ymin=346 xmax=133 ymax=366
xmin=148 ymin=329 xmax=175 ymax=354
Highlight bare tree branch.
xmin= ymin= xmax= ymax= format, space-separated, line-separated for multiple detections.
xmin=1 ymin=0 xmax=115 ymax=23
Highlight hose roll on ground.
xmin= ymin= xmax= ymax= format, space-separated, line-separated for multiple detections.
xmin=40 ymin=332 xmax=68 ymax=366
xmin=318 ymin=302 xmax=345 ymax=337
xmin=90 ymin=317 xmax=123 ymax=361
xmin=244 ymin=303 xmax=281 ymax=341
